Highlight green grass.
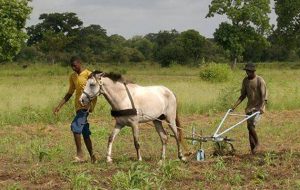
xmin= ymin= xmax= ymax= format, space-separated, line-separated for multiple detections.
xmin=1 ymin=62 xmax=300 ymax=125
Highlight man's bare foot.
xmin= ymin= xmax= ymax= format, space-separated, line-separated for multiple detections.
xmin=251 ymin=145 xmax=260 ymax=155
xmin=72 ymin=156 xmax=85 ymax=163
xmin=91 ymin=154 xmax=97 ymax=164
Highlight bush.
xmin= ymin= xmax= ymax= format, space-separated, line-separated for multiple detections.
xmin=199 ymin=63 xmax=232 ymax=82
xmin=15 ymin=46 xmax=44 ymax=62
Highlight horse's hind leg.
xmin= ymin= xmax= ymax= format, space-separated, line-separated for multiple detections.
xmin=107 ymin=123 xmax=123 ymax=163
xmin=153 ymin=120 xmax=168 ymax=161
xmin=131 ymin=124 xmax=142 ymax=161
xmin=167 ymin=119 xmax=185 ymax=161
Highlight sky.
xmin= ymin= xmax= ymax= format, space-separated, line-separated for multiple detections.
xmin=27 ymin=0 xmax=277 ymax=39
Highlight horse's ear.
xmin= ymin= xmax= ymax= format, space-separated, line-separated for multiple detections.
xmin=93 ymin=72 xmax=105 ymax=78
xmin=90 ymin=70 xmax=104 ymax=78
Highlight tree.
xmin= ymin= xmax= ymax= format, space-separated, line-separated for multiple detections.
xmin=273 ymin=0 xmax=300 ymax=60
xmin=176 ymin=29 xmax=206 ymax=63
xmin=145 ymin=29 xmax=179 ymax=63
xmin=206 ymin=0 xmax=271 ymax=65
xmin=27 ymin=12 xmax=83 ymax=46
xmin=157 ymin=42 xmax=186 ymax=67
xmin=0 ymin=0 xmax=32 ymax=61
xmin=70 ymin=24 xmax=109 ymax=58
xmin=127 ymin=36 xmax=154 ymax=59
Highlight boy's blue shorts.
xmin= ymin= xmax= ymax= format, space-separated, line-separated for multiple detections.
xmin=71 ymin=109 xmax=91 ymax=138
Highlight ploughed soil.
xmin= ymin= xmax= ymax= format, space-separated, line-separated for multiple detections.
xmin=1 ymin=110 xmax=300 ymax=189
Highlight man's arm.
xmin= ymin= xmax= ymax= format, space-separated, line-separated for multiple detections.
xmin=257 ymin=78 xmax=267 ymax=113
xmin=231 ymin=94 xmax=246 ymax=111
xmin=231 ymin=80 xmax=247 ymax=111
xmin=53 ymin=93 xmax=72 ymax=115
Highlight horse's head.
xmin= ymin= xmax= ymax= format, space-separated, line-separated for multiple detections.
xmin=80 ymin=71 xmax=104 ymax=106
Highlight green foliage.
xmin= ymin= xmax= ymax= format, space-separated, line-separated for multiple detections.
xmin=213 ymin=157 xmax=226 ymax=171
xmin=207 ymin=0 xmax=271 ymax=34
xmin=204 ymin=171 xmax=217 ymax=182
xmin=226 ymin=173 xmax=244 ymax=186
xmin=271 ymin=0 xmax=300 ymax=61
xmin=70 ymin=172 xmax=93 ymax=190
xmin=19 ymin=12 xmax=229 ymax=65
xmin=0 ymin=0 xmax=32 ymax=61
xmin=216 ymin=84 xmax=240 ymax=111
xmin=264 ymin=152 xmax=277 ymax=166
xmin=176 ymin=29 xmax=206 ymax=63
xmin=127 ymin=36 xmax=154 ymax=59
xmin=199 ymin=63 xmax=232 ymax=82
xmin=159 ymin=160 xmax=186 ymax=180
xmin=112 ymin=163 xmax=156 ymax=190
xmin=27 ymin=12 xmax=83 ymax=46
xmin=112 ymin=161 xmax=187 ymax=189
xmin=15 ymin=46 xmax=44 ymax=62
xmin=255 ymin=169 xmax=268 ymax=182
xmin=207 ymin=0 xmax=271 ymax=62
xmin=157 ymin=42 xmax=186 ymax=67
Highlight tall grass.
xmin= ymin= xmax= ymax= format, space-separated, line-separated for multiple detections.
xmin=1 ymin=62 xmax=300 ymax=126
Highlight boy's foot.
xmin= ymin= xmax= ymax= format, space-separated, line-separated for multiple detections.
xmin=91 ymin=154 xmax=97 ymax=164
xmin=72 ymin=156 xmax=85 ymax=163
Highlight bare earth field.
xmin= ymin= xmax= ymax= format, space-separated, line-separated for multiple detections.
xmin=1 ymin=110 xmax=300 ymax=189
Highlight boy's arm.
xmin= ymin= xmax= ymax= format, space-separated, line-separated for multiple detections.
xmin=53 ymin=75 xmax=75 ymax=115
xmin=53 ymin=93 xmax=73 ymax=115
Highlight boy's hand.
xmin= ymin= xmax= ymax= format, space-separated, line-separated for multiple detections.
xmin=53 ymin=106 xmax=60 ymax=115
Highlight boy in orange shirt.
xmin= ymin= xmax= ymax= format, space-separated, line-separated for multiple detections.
xmin=53 ymin=56 xmax=97 ymax=163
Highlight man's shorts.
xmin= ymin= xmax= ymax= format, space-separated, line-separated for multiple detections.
xmin=246 ymin=112 xmax=261 ymax=127
xmin=71 ymin=109 xmax=91 ymax=138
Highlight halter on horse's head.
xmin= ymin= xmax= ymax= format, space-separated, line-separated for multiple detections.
xmin=80 ymin=71 xmax=105 ymax=105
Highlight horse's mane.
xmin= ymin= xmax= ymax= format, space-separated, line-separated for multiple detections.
xmin=90 ymin=70 xmax=133 ymax=84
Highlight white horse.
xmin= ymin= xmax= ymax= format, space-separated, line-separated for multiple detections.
xmin=79 ymin=71 xmax=186 ymax=162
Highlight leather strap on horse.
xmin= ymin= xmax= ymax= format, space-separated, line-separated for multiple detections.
xmin=111 ymin=83 xmax=137 ymax=117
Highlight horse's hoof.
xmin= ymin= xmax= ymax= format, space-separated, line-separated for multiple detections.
xmin=180 ymin=156 xmax=187 ymax=162
xmin=106 ymin=157 xmax=113 ymax=163
xmin=138 ymin=158 xmax=142 ymax=162
xmin=157 ymin=160 xmax=164 ymax=166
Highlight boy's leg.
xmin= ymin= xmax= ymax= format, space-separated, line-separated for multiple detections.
xmin=73 ymin=133 xmax=84 ymax=160
xmin=82 ymin=123 xmax=96 ymax=163
xmin=83 ymin=135 xmax=96 ymax=163
xmin=71 ymin=109 xmax=89 ymax=161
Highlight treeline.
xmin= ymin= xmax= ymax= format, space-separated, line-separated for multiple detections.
xmin=3 ymin=0 xmax=300 ymax=66
xmin=15 ymin=12 xmax=227 ymax=66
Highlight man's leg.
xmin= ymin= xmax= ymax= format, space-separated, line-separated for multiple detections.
xmin=247 ymin=114 xmax=260 ymax=154
xmin=73 ymin=133 xmax=84 ymax=160
xmin=82 ymin=123 xmax=96 ymax=163
xmin=248 ymin=126 xmax=258 ymax=152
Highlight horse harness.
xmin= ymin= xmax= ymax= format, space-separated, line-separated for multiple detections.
xmin=110 ymin=83 xmax=137 ymax=117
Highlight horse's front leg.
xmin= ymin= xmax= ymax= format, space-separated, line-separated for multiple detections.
xmin=131 ymin=124 xmax=142 ymax=161
xmin=107 ymin=123 xmax=123 ymax=163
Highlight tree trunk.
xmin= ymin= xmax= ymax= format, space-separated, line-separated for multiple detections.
xmin=230 ymin=57 xmax=237 ymax=70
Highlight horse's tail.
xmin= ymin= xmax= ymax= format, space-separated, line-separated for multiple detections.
xmin=175 ymin=103 xmax=189 ymax=153
xmin=176 ymin=111 xmax=183 ymax=143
